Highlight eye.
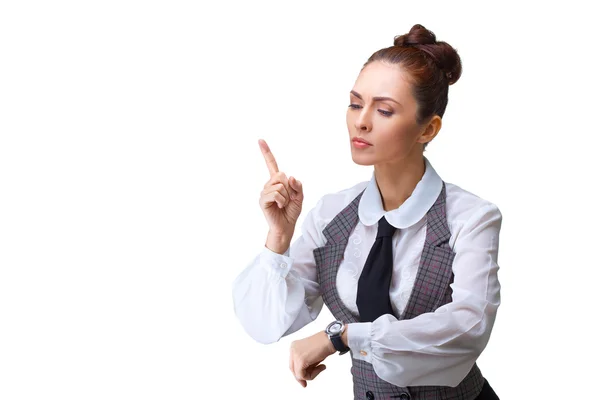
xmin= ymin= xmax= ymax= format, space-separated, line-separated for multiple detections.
xmin=348 ymin=104 xmax=392 ymax=117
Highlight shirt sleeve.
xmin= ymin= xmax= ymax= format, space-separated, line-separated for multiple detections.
xmin=347 ymin=203 xmax=503 ymax=387
xmin=232 ymin=198 xmax=326 ymax=344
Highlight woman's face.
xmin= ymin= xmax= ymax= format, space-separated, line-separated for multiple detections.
xmin=346 ymin=61 xmax=435 ymax=166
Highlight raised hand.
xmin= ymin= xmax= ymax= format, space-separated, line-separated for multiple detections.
xmin=258 ymin=139 xmax=304 ymax=239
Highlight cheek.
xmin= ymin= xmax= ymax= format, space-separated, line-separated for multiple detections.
xmin=346 ymin=110 xmax=353 ymax=129
xmin=381 ymin=121 xmax=411 ymax=144
xmin=378 ymin=121 xmax=417 ymax=154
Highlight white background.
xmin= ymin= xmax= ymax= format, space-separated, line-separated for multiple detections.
xmin=1 ymin=1 xmax=599 ymax=399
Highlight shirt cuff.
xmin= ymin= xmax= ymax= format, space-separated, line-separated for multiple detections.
xmin=260 ymin=245 xmax=292 ymax=277
xmin=347 ymin=322 xmax=373 ymax=363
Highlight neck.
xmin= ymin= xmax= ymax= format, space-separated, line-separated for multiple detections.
xmin=373 ymin=154 xmax=426 ymax=212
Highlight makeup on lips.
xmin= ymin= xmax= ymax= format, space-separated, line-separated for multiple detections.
xmin=352 ymin=137 xmax=372 ymax=149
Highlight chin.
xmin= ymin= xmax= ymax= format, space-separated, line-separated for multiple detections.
xmin=350 ymin=153 xmax=375 ymax=166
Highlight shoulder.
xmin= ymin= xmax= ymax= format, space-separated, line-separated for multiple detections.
xmin=444 ymin=181 xmax=503 ymax=245
xmin=445 ymin=181 xmax=501 ymax=217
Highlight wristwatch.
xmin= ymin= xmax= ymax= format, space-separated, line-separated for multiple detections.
xmin=325 ymin=320 xmax=350 ymax=355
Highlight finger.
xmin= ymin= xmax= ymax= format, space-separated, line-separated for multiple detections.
xmin=292 ymin=361 xmax=308 ymax=387
xmin=258 ymin=139 xmax=279 ymax=177
xmin=263 ymin=186 xmax=289 ymax=208
xmin=295 ymin=371 xmax=307 ymax=387
xmin=265 ymin=171 xmax=289 ymax=188
xmin=265 ymin=183 xmax=290 ymax=207
xmin=265 ymin=183 xmax=290 ymax=199
xmin=259 ymin=190 xmax=283 ymax=209
xmin=308 ymin=364 xmax=327 ymax=380
xmin=289 ymin=176 xmax=303 ymax=199
xmin=290 ymin=358 xmax=306 ymax=387
xmin=270 ymin=172 xmax=291 ymax=196
xmin=265 ymin=191 xmax=286 ymax=209
xmin=290 ymin=176 xmax=302 ymax=194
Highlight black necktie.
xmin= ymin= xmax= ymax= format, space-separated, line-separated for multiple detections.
xmin=356 ymin=216 xmax=397 ymax=323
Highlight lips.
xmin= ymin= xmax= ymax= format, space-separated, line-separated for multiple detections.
xmin=352 ymin=137 xmax=372 ymax=145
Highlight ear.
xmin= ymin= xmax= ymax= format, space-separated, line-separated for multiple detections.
xmin=417 ymin=115 xmax=442 ymax=145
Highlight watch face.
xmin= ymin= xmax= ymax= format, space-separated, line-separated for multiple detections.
xmin=327 ymin=321 xmax=342 ymax=335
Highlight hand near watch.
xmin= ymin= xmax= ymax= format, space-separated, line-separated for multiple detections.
xmin=288 ymin=320 xmax=349 ymax=387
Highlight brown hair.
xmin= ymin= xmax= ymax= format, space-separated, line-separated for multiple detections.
xmin=363 ymin=24 xmax=462 ymax=149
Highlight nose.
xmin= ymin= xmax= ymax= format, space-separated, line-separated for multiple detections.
xmin=354 ymin=108 xmax=372 ymax=132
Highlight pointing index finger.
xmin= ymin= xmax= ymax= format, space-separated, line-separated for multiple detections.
xmin=258 ymin=139 xmax=279 ymax=177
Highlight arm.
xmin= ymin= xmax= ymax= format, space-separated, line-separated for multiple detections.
xmin=345 ymin=203 xmax=502 ymax=387
xmin=232 ymin=198 xmax=326 ymax=344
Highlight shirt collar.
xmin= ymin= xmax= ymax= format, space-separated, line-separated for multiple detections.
xmin=358 ymin=156 xmax=443 ymax=229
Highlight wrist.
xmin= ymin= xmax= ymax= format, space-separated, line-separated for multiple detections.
xmin=323 ymin=331 xmax=336 ymax=354
xmin=341 ymin=324 xmax=349 ymax=347
xmin=325 ymin=320 xmax=350 ymax=355
xmin=265 ymin=231 xmax=292 ymax=254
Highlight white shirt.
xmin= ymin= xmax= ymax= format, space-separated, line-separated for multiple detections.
xmin=232 ymin=157 xmax=502 ymax=387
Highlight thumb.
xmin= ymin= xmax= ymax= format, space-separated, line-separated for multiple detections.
xmin=289 ymin=176 xmax=303 ymax=195
xmin=309 ymin=364 xmax=326 ymax=379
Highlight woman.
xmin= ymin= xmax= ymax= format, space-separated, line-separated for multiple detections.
xmin=232 ymin=24 xmax=502 ymax=400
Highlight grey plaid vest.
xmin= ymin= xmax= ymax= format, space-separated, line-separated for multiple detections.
xmin=313 ymin=182 xmax=485 ymax=400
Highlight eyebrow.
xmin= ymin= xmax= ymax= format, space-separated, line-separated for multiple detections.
xmin=350 ymin=90 xmax=402 ymax=107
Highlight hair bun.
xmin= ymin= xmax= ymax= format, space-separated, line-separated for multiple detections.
xmin=393 ymin=24 xmax=461 ymax=85
xmin=393 ymin=23 xmax=436 ymax=47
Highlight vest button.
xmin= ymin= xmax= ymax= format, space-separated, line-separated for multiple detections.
xmin=366 ymin=391 xmax=375 ymax=400
xmin=399 ymin=393 xmax=410 ymax=400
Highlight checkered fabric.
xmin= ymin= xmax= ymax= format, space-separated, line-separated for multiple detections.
xmin=313 ymin=183 xmax=485 ymax=400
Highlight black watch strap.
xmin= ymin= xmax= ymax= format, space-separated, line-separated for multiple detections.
xmin=331 ymin=335 xmax=350 ymax=354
